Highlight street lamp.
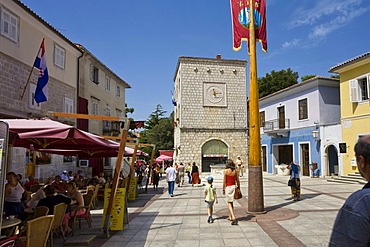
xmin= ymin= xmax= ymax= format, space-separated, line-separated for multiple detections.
xmin=312 ymin=130 xmax=320 ymax=142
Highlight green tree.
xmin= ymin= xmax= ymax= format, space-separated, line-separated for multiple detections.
xmin=258 ymin=68 xmax=299 ymax=98
xmin=301 ymin=75 xmax=316 ymax=81
xmin=144 ymin=104 xmax=166 ymax=130
xmin=330 ymin=74 xmax=340 ymax=79
xmin=139 ymin=105 xmax=173 ymax=157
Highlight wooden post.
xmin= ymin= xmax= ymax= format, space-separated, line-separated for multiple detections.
xmin=247 ymin=0 xmax=265 ymax=214
xmin=145 ymin=145 xmax=156 ymax=193
xmin=102 ymin=118 xmax=129 ymax=237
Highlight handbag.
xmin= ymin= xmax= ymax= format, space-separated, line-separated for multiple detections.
xmin=288 ymin=178 xmax=296 ymax=187
xmin=234 ymin=186 xmax=242 ymax=199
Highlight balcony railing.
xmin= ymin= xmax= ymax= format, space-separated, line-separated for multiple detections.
xmin=263 ymin=119 xmax=290 ymax=137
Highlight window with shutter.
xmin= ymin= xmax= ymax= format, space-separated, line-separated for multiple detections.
xmin=358 ymin=77 xmax=369 ymax=102
xmin=349 ymin=79 xmax=359 ymax=103
xmin=298 ymin=98 xmax=308 ymax=120
xmin=1 ymin=9 xmax=18 ymax=42
xmin=260 ymin=111 xmax=265 ymax=127
xmin=54 ymin=44 xmax=65 ymax=69
xmin=367 ymin=75 xmax=370 ymax=100
xmin=28 ymin=84 xmax=41 ymax=109
xmin=90 ymin=65 xmax=99 ymax=84
xmin=64 ymin=97 xmax=73 ymax=113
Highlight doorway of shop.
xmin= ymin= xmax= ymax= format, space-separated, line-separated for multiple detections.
xmin=201 ymin=139 xmax=228 ymax=172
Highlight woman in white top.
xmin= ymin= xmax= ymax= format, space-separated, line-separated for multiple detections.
xmin=4 ymin=172 xmax=25 ymax=217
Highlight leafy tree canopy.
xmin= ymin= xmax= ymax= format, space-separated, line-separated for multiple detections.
xmin=144 ymin=104 xmax=167 ymax=130
xmin=258 ymin=68 xmax=299 ymax=98
xmin=139 ymin=105 xmax=173 ymax=157
xmin=301 ymin=75 xmax=316 ymax=82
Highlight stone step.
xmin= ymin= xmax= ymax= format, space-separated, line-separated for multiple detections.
xmin=63 ymin=234 xmax=97 ymax=246
xmin=327 ymin=172 xmax=367 ymax=185
xmin=326 ymin=178 xmax=359 ymax=184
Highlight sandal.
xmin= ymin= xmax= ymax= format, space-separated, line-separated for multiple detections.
xmin=231 ymin=220 xmax=238 ymax=225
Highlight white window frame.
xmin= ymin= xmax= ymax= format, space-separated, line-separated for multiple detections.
xmin=116 ymin=85 xmax=120 ymax=97
xmin=28 ymin=84 xmax=41 ymax=109
xmin=64 ymin=97 xmax=73 ymax=113
xmin=104 ymin=107 xmax=111 ymax=129
xmin=1 ymin=8 xmax=18 ymax=42
xmin=105 ymin=77 xmax=111 ymax=91
xmin=54 ymin=44 xmax=65 ymax=69
xmin=349 ymin=74 xmax=370 ymax=103
xmin=92 ymin=101 xmax=99 ymax=115
xmin=116 ymin=109 xmax=122 ymax=118
xmin=298 ymin=98 xmax=308 ymax=120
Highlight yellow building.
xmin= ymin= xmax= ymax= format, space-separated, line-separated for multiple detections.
xmin=329 ymin=52 xmax=370 ymax=175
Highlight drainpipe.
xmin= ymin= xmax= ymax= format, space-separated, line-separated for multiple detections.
xmin=76 ymin=51 xmax=83 ymax=126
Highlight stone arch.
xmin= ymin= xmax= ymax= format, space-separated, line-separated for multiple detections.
xmin=201 ymin=139 xmax=229 ymax=172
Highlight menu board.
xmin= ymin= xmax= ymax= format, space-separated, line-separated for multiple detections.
xmin=102 ymin=188 xmax=126 ymax=230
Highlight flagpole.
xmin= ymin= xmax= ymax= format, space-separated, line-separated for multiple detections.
xmin=20 ymin=38 xmax=44 ymax=100
xmin=247 ymin=0 xmax=265 ymax=213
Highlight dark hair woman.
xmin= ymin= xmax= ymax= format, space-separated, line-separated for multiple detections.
xmin=222 ymin=159 xmax=240 ymax=225
xmin=191 ymin=162 xmax=200 ymax=186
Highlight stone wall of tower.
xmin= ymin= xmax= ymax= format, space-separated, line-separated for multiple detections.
xmin=173 ymin=56 xmax=248 ymax=172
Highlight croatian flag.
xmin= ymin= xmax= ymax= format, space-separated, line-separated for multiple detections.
xmin=33 ymin=38 xmax=49 ymax=103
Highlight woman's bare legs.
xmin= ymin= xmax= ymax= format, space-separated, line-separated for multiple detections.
xmin=227 ymin=202 xmax=236 ymax=220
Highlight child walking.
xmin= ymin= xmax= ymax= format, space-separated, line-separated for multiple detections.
xmin=204 ymin=176 xmax=218 ymax=223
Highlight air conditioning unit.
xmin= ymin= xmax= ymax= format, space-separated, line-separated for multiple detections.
xmin=79 ymin=160 xmax=89 ymax=167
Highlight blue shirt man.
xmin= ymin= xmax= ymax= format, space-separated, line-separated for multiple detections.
xmin=329 ymin=136 xmax=370 ymax=246
xmin=60 ymin=170 xmax=69 ymax=181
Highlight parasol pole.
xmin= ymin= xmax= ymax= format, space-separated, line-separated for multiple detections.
xmin=144 ymin=144 xmax=156 ymax=193
xmin=102 ymin=118 xmax=129 ymax=237
xmin=124 ymin=140 xmax=138 ymax=224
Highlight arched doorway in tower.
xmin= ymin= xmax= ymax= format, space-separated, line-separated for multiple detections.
xmin=327 ymin=145 xmax=339 ymax=176
xmin=201 ymin=140 xmax=228 ymax=172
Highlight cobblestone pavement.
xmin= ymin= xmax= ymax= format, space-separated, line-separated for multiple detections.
xmin=60 ymin=173 xmax=363 ymax=246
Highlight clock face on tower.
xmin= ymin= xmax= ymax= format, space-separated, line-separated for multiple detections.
xmin=203 ymin=83 xmax=227 ymax=107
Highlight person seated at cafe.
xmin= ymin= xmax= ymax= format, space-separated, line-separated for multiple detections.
xmin=16 ymin=173 xmax=23 ymax=184
xmin=73 ymin=174 xmax=85 ymax=189
xmin=52 ymin=175 xmax=66 ymax=192
xmin=98 ymin=173 xmax=106 ymax=185
xmin=63 ymin=182 xmax=85 ymax=235
xmin=60 ymin=170 xmax=69 ymax=181
xmin=68 ymin=171 xmax=74 ymax=181
xmin=77 ymin=170 xmax=86 ymax=179
xmin=4 ymin=172 xmax=25 ymax=217
xmin=37 ymin=185 xmax=75 ymax=215
xmin=24 ymin=175 xmax=38 ymax=191
xmin=27 ymin=177 xmax=53 ymax=210
xmin=87 ymin=176 xmax=99 ymax=186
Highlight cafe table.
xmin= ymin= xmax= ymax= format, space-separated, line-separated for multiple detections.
xmin=1 ymin=218 xmax=21 ymax=230
xmin=1 ymin=218 xmax=21 ymax=237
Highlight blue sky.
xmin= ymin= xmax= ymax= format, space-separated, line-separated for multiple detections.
xmin=21 ymin=0 xmax=370 ymax=121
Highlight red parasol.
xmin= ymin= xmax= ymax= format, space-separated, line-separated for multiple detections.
xmin=3 ymin=118 xmax=146 ymax=157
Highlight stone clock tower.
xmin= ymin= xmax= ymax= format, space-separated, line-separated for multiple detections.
xmin=173 ymin=55 xmax=248 ymax=172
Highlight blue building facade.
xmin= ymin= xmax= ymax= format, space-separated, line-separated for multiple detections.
xmin=260 ymin=77 xmax=342 ymax=177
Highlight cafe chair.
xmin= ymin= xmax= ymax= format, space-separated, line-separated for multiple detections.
xmin=0 ymin=234 xmax=17 ymax=247
xmin=85 ymin=185 xmax=95 ymax=195
xmin=17 ymin=215 xmax=54 ymax=247
xmin=71 ymin=194 xmax=93 ymax=236
xmin=27 ymin=206 xmax=49 ymax=221
xmin=48 ymin=203 xmax=67 ymax=247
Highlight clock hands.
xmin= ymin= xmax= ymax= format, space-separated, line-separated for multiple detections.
xmin=212 ymin=89 xmax=222 ymax=97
